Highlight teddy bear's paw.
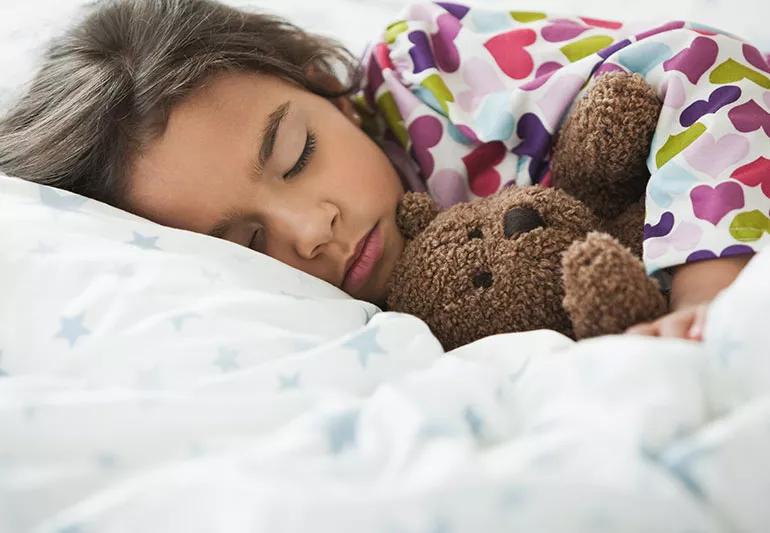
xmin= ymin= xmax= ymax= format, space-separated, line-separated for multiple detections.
xmin=396 ymin=192 xmax=440 ymax=239
xmin=561 ymin=232 xmax=667 ymax=339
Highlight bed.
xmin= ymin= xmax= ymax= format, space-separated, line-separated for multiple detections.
xmin=1 ymin=1 xmax=769 ymax=532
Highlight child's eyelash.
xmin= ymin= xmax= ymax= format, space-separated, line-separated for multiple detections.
xmin=284 ymin=129 xmax=317 ymax=179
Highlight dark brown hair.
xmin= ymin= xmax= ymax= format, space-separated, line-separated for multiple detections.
xmin=0 ymin=0 xmax=362 ymax=207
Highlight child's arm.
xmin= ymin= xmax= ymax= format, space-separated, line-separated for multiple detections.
xmin=627 ymin=255 xmax=752 ymax=340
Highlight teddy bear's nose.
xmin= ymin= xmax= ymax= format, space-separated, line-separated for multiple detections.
xmin=472 ymin=270 xmax=493 ymax=288
xmin=503 ymin=207 xmax=545 ymax=238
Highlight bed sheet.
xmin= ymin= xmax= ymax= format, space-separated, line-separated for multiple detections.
xmin=1 ymin=173 xmax=769 ymax=531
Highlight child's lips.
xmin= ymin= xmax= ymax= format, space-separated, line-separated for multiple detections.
xmin=342 ymin=223 xmax=383 ymax=293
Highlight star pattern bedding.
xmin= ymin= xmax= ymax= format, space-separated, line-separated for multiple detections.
xmin=1 ymin=174 xmax=769 ymax=532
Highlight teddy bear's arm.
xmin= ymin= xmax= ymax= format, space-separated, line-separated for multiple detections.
xmin=561 ymin=232 xmax=667 ymax=339
xmin=550 ymin=72 xmax=661 ymax=219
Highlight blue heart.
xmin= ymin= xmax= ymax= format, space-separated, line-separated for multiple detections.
xmin=618 ymin=42 xmax=672 ymax=76
xmin=471 ymin=10 xmax=514 ymax=33
xmin=647 ymin=162 xmax=697 ymax=207
xmin=472 ymin=91 xmax=515 ymax=141
xmin=447 ymin=122 xmax=474 ymax=145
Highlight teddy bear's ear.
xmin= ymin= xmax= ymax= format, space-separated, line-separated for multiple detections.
xmin=396 ymin=192 xmax=440 ymax=239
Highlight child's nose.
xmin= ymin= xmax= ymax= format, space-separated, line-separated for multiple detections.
xmin=284 ymin=201 xmax=339 ymax=260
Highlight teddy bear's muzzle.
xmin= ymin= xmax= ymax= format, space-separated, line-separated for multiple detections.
xmin=503 ymin=207 xmax=545 ymax=238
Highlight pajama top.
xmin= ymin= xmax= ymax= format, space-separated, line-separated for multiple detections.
xmin=353 ymin=1 xmax=770 ymax=274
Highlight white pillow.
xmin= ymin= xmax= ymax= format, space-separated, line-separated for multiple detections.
xmin=0 ymin=174 xmax=379 ymax=384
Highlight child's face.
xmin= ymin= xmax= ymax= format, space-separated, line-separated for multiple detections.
xmin=126 ymin=71 xmax=405 ymax=306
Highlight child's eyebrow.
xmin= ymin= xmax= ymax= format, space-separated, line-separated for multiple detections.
xmin=251 ymin=100 xmax=291 ymax=180
xmin=208 ymin=101 xmax=291 ymax=239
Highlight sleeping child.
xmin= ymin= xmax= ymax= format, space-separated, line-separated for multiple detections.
xmin=1 ymin=0 xmax=767 ymax=343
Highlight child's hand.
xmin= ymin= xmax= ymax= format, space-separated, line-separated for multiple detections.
xmin=625 ymin=303 xmax=708 ymax=341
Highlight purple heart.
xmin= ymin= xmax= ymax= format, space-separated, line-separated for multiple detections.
xmin=663 ymin=36 xmax=718 ymax=84
xmin=437 ymin=2 xmax=470 ymax=19
xmin=644 ymin=211 xmax=675 ymax=240
xmin=512 ymin=113 xmax=551 ymax=161
xmin=541 ymin=19 xmax=589 ymax=43
xmin=408 ymin=31 xmax=436 ymax=74
xmin=679 ymin=85 xmax=741 ymax=127
xmin=593 ymin=63 xmax=626 ymax=77
xmin=690 ymin=181 xmax=745 ymax=225
xmin=521 ymin=61 xmax=563 ymax=91
xmin=728 ymin=99 xmax=770 ymax=136
xmin=635 ymin=20 xmax=685 ymax=41
xmin=432 ymin=13 xmax=461 ymax=72
xmin=408 ymin=115 xmax=444 ymax=177
xmin=687 ymin=244 xmax=755 ymax=262
xmin=598 ymin=38 xmax=631 ymax=60
xmin=743 ymin=43 xmax=770 ymax=74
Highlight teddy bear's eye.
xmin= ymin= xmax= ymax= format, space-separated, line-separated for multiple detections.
xmin=467 ymin=227 xmax=483 ymax=240
xmin=503 ymin=207 xmax=545 ymax=238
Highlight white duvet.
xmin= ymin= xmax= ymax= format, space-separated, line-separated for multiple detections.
xmin=2 ymin=174 xmax=770 ymax=533
xmin=2 ymin=1 xmax=770 ymax=532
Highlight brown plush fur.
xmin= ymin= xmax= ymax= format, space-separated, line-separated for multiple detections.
xmin=550 ymin=72 xmax=662 ymax=220
xmin=386 ymin=72 xmax=668 ymax=350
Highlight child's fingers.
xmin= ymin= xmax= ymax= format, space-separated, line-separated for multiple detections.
xmin=657 ymin=310 xmax=695 ymax=339
xmin=686 ymin=304 xmax=709 ymax=341
xmin=626 ymin=321 xmax=660 ymax=336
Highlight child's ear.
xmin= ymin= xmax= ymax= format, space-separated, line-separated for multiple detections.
xmin=397 ymin=192 xmax=439 ymax=239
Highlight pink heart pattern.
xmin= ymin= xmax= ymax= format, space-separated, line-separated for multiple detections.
xmin=690 ymin=181 xmax=745 ymax=225
xmin=541 ymin=19 xmax=589 ymax=43
xmin=483 ymin=29 xmax=537 ymax=80
xmin=731 ymin=156 xmax=770 ymax=198
xmin=728 ymin=99 xmax=770 ymax=137
xmin=683 ymin=132 xmax=750 ymax=178
xmin=462 ymin=141 xmax=507 ymax=196
xmin=361 ymin=7 xmax=770 ymax=279
xmin=663 ymin=36 xmax=718 ymax=84
xmin=457 ymin=57 xmax=506 ymax=112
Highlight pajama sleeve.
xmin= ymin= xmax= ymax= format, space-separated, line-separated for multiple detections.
xmin=355 ymin=1 xmax=770 ymax=274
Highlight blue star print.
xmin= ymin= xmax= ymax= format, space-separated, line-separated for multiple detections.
xmin=278 ymin=372 xmax=301 ymax=390
xmin=214 ymin=347 xmax=239 ymax=372
xmin=343 ymin=326 xmax=386 ymax=368
xmin=56 ymin=523 xmax=85 ymax=533
xmin=39 ymin=185 xmax=88 ymax=211
xmin=55 ymin=313 xmax=91 ymax=348
xmin=463 ymin=406 xmax=484 ymax=439
xmin=127 ymin=231 xmax=161 ymax=250
xmin=326 ymin=410 xmax=359 ymax=454
xmin=169 ymin=312 xmax=201 ymax=331
xmin=95 ymin=452 xmax=118 ymax=469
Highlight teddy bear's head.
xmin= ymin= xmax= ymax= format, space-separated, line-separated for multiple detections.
xmin=386 ymin=186 xmax=601 ymax=350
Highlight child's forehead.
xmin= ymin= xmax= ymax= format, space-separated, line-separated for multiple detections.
xmin=188 ymin=71 xmax=304 ymax=106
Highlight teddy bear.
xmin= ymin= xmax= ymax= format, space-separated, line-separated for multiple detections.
xmin=385 ymin=72 xmax=669 ymax=350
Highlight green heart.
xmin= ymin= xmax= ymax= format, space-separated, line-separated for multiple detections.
xmin=729 ymin=210 xmax=770 ymax=242
xmin=510 ymin=11 xmax=547 ymax=23
xmin=421 ymin=73 xmax=455 ymax=115
xmin=385 ymin=20 xmax=408 ymax=44
xmin=560 ymin=35 xmax=615 ymax=62
xmin=709 ymin=59 xmax=770 ymax=89
xmin=655 ymin=122 xmax=706 ymax=168
xmin=376 ymin=91 xmax=409 ymax=148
